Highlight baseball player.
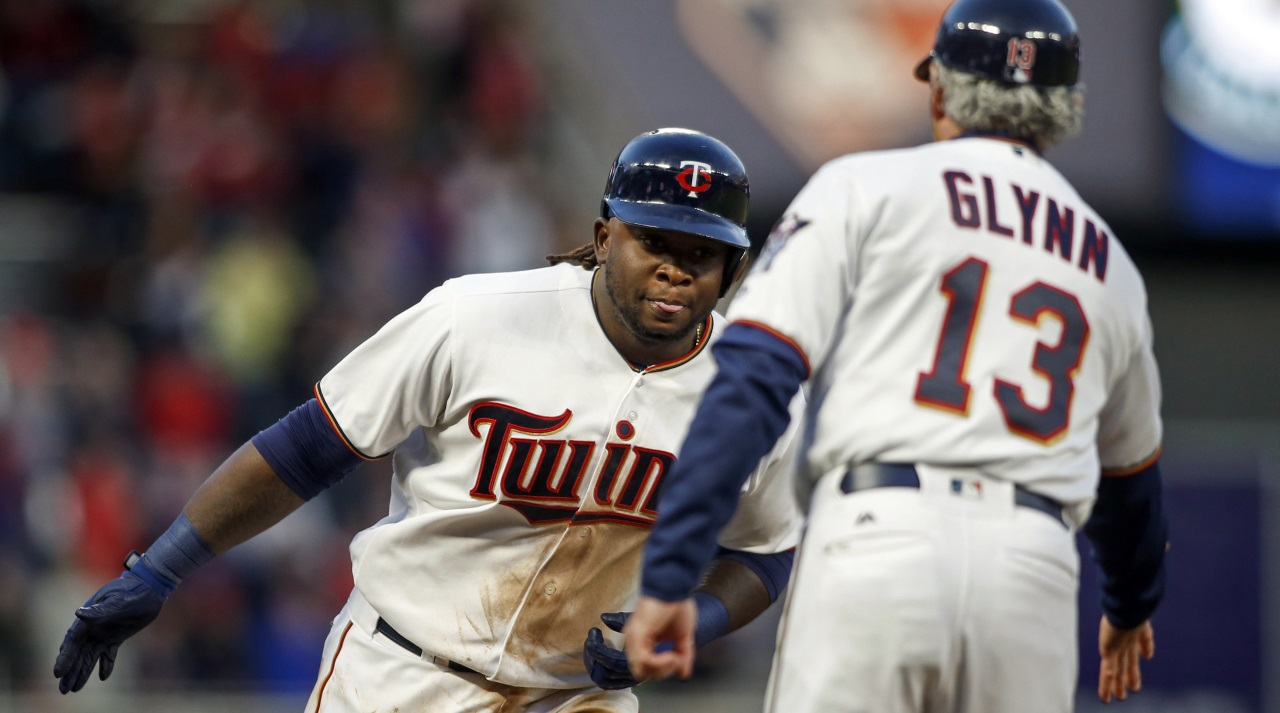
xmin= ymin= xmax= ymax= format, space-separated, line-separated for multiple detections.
xmin=53 ymin=128 xmax=803 ymax=712
xmin=623 ymin=2 xmax=1169 ymax=712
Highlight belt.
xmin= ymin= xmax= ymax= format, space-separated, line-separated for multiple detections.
xmin=375 ymin=617 xmax=479 ymax=675
xmin=839 ymin=463 xmax=1066 ymax=527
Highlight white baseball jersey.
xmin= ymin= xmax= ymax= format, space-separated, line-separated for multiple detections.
xmin=315 ymin=262 xmax=802 ymax=690
xmin=732 ymin=136 xmax=1161 ymax=523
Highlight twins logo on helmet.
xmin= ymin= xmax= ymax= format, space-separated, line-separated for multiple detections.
xmin=602 ymin=128 xmax=761 ymax=295
xmin=676 ymin=161 xmax=714 ymax=196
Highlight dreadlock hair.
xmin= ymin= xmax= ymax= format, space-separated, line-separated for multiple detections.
xmin=546 ymin=242 xmax=598 ymax=269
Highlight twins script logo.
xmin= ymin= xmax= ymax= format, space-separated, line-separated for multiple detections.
xmin=466 ymin=402 xmax=675 ymax=527
xmin=676 ymin=160 xmax=713 ymax=197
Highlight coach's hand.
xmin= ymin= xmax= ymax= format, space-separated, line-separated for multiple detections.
xmin=622 ymin=596 xmax=697 ymax=682
xmin=586 ymin=588 xmax=732 ymax=691
xmin=54 ymin=554 xmax=175 ymax=694
xmin=1097 ymin=617 xmax=1155 ymax=703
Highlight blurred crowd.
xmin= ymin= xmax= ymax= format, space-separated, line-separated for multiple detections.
xmin=0 ymin=0 xmax=573 ymax=694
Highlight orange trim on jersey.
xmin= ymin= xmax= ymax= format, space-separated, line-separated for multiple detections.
xmin=313 ymin=621 xmax=354 ymax=712
xmin=313 ymin=384 xmax=382 ymax=461
xmin=1101 ymin=448 xmax=1161 ymax=477
xmin=730 ymin=320 xmax=812 ymax=377
xmin=644 ymin=315 xmax=714 ymax=373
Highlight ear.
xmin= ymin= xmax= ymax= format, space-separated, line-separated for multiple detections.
xmin=930 ymin=81 xmax=946 ymax=123
xmin=593 ymin=218 xmax=611 ymax=265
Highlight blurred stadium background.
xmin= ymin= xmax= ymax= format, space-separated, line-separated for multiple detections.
xmin=0 ymin=1 xmax=1276 ymax=711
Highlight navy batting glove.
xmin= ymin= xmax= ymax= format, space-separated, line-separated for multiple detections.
xmin=53 ymin=552 xmax=175 ymax=694
xmin=583 ymin=593 xmax=730 ymax=691
xmin=583 ymin=613 xmax=642 ymax=690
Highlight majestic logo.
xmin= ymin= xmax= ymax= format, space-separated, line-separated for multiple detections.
xmin=675 ymin=160 xmax=713 ymax=197
xmin=467 ymin=402 xmax=676 ymax=527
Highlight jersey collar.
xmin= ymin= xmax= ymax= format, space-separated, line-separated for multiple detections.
xmin=953 ymin=130 xmax=1041 ymax=155
xmin=589 ymin=269 xmax=714 ymax=374
xmin=638 ymin=315 xmax=713 ymax=373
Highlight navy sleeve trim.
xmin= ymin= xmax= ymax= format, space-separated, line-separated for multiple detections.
xmin=1083 ymin=459 xmax=1169 ymax=628
xmin=640 ymin=323 xmax=807 ymax=602
xmin=714 ymin=546 xmax=795 ymax=603
xmin=251 ymin=399 xmax=365 ymax=501
xmin=730 ymin=320 xmax=811 ymax=378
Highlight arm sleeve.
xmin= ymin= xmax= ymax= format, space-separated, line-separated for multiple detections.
xmin=251 ymin=398 xmax=365 ymax=501
xmin=713 ymin=546 xmax=795 ymax=603
xmin=1082 ymin=459 xmax=1169 ymax=628
xmin=714 ymin=364 xmax=807 ymax=555
xmin=640 ymin=323 xmax=808 ymax=602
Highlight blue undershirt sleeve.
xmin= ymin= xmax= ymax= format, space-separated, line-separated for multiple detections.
xmin=714 ymin=547 xmax=795 ymax=603
xmin=251 ymin=399 xmax=364 ymax=501
xmin=1082 ymin=459 xmax=1169 ymax=628
xmin=641 ymin=323 xmax=808 ymax=602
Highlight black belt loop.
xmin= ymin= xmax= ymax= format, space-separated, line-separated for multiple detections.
xmin=840 ymin=462 xmax=1066 ymax=527
xmin=375 ymin=617 xmax=477 ymax=674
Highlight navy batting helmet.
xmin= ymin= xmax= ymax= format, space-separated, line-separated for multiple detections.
xmin=602 ymin=128 xmax=752 ymax=295
xmin=913 ymin=0 xmax=1080 ymax=87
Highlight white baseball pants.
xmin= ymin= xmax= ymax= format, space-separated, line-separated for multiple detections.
xmin=765 ymin=467 xmax=1079 ymax=713
xmin=304 ymin=591 xmax=639 ymax=713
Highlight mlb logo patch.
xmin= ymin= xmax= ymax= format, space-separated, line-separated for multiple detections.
xmin=950 ymin=478 xmax=984 ymax=500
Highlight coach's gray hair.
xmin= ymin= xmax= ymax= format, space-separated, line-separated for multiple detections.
xmin=934 ymin=63 xmax=1084 ymax=150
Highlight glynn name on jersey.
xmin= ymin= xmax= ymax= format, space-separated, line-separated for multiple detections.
xmin=942 ymin=167 xmax=1111 ymax=282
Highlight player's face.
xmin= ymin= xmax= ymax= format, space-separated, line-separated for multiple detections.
xmin=593 ymin=218 xmax=729 ymax=360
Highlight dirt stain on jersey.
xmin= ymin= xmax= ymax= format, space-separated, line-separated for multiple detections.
xmin=501 ymin=523 xmax=648 ymax=679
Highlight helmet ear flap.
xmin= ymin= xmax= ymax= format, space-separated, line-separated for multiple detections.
xmin=719 ymin=250 xmax=749 ymax=298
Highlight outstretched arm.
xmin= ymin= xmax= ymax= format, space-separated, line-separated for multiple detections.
xmin=185 ymin=441 xmax=306 ymax=553
xmin=54 ymin=398 xmax=363 ymax=694
xmin=623 ymin=324 xmax=806 ymax=683
xmin=183 ymin=440 xmax=304 ymax=550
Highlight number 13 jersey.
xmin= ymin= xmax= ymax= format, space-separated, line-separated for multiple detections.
xmin=731 ymin=136 xmax=1162 ymax=524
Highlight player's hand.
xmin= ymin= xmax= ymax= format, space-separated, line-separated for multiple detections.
xmin=583 ymin=612 xmax=643 ymax=690
xmin=622 ymin=596 xmax=696 ymax=682
xmin=54 ymin=558 xmax=173 ymax=694
xmin=1097 ymin=617 xmax=1155 ymax=703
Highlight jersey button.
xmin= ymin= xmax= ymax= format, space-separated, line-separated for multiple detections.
xmin=544 ymin=582 xmax=557 ymax=596
xmin=578 ymin=528 xmax=590 ymax=539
